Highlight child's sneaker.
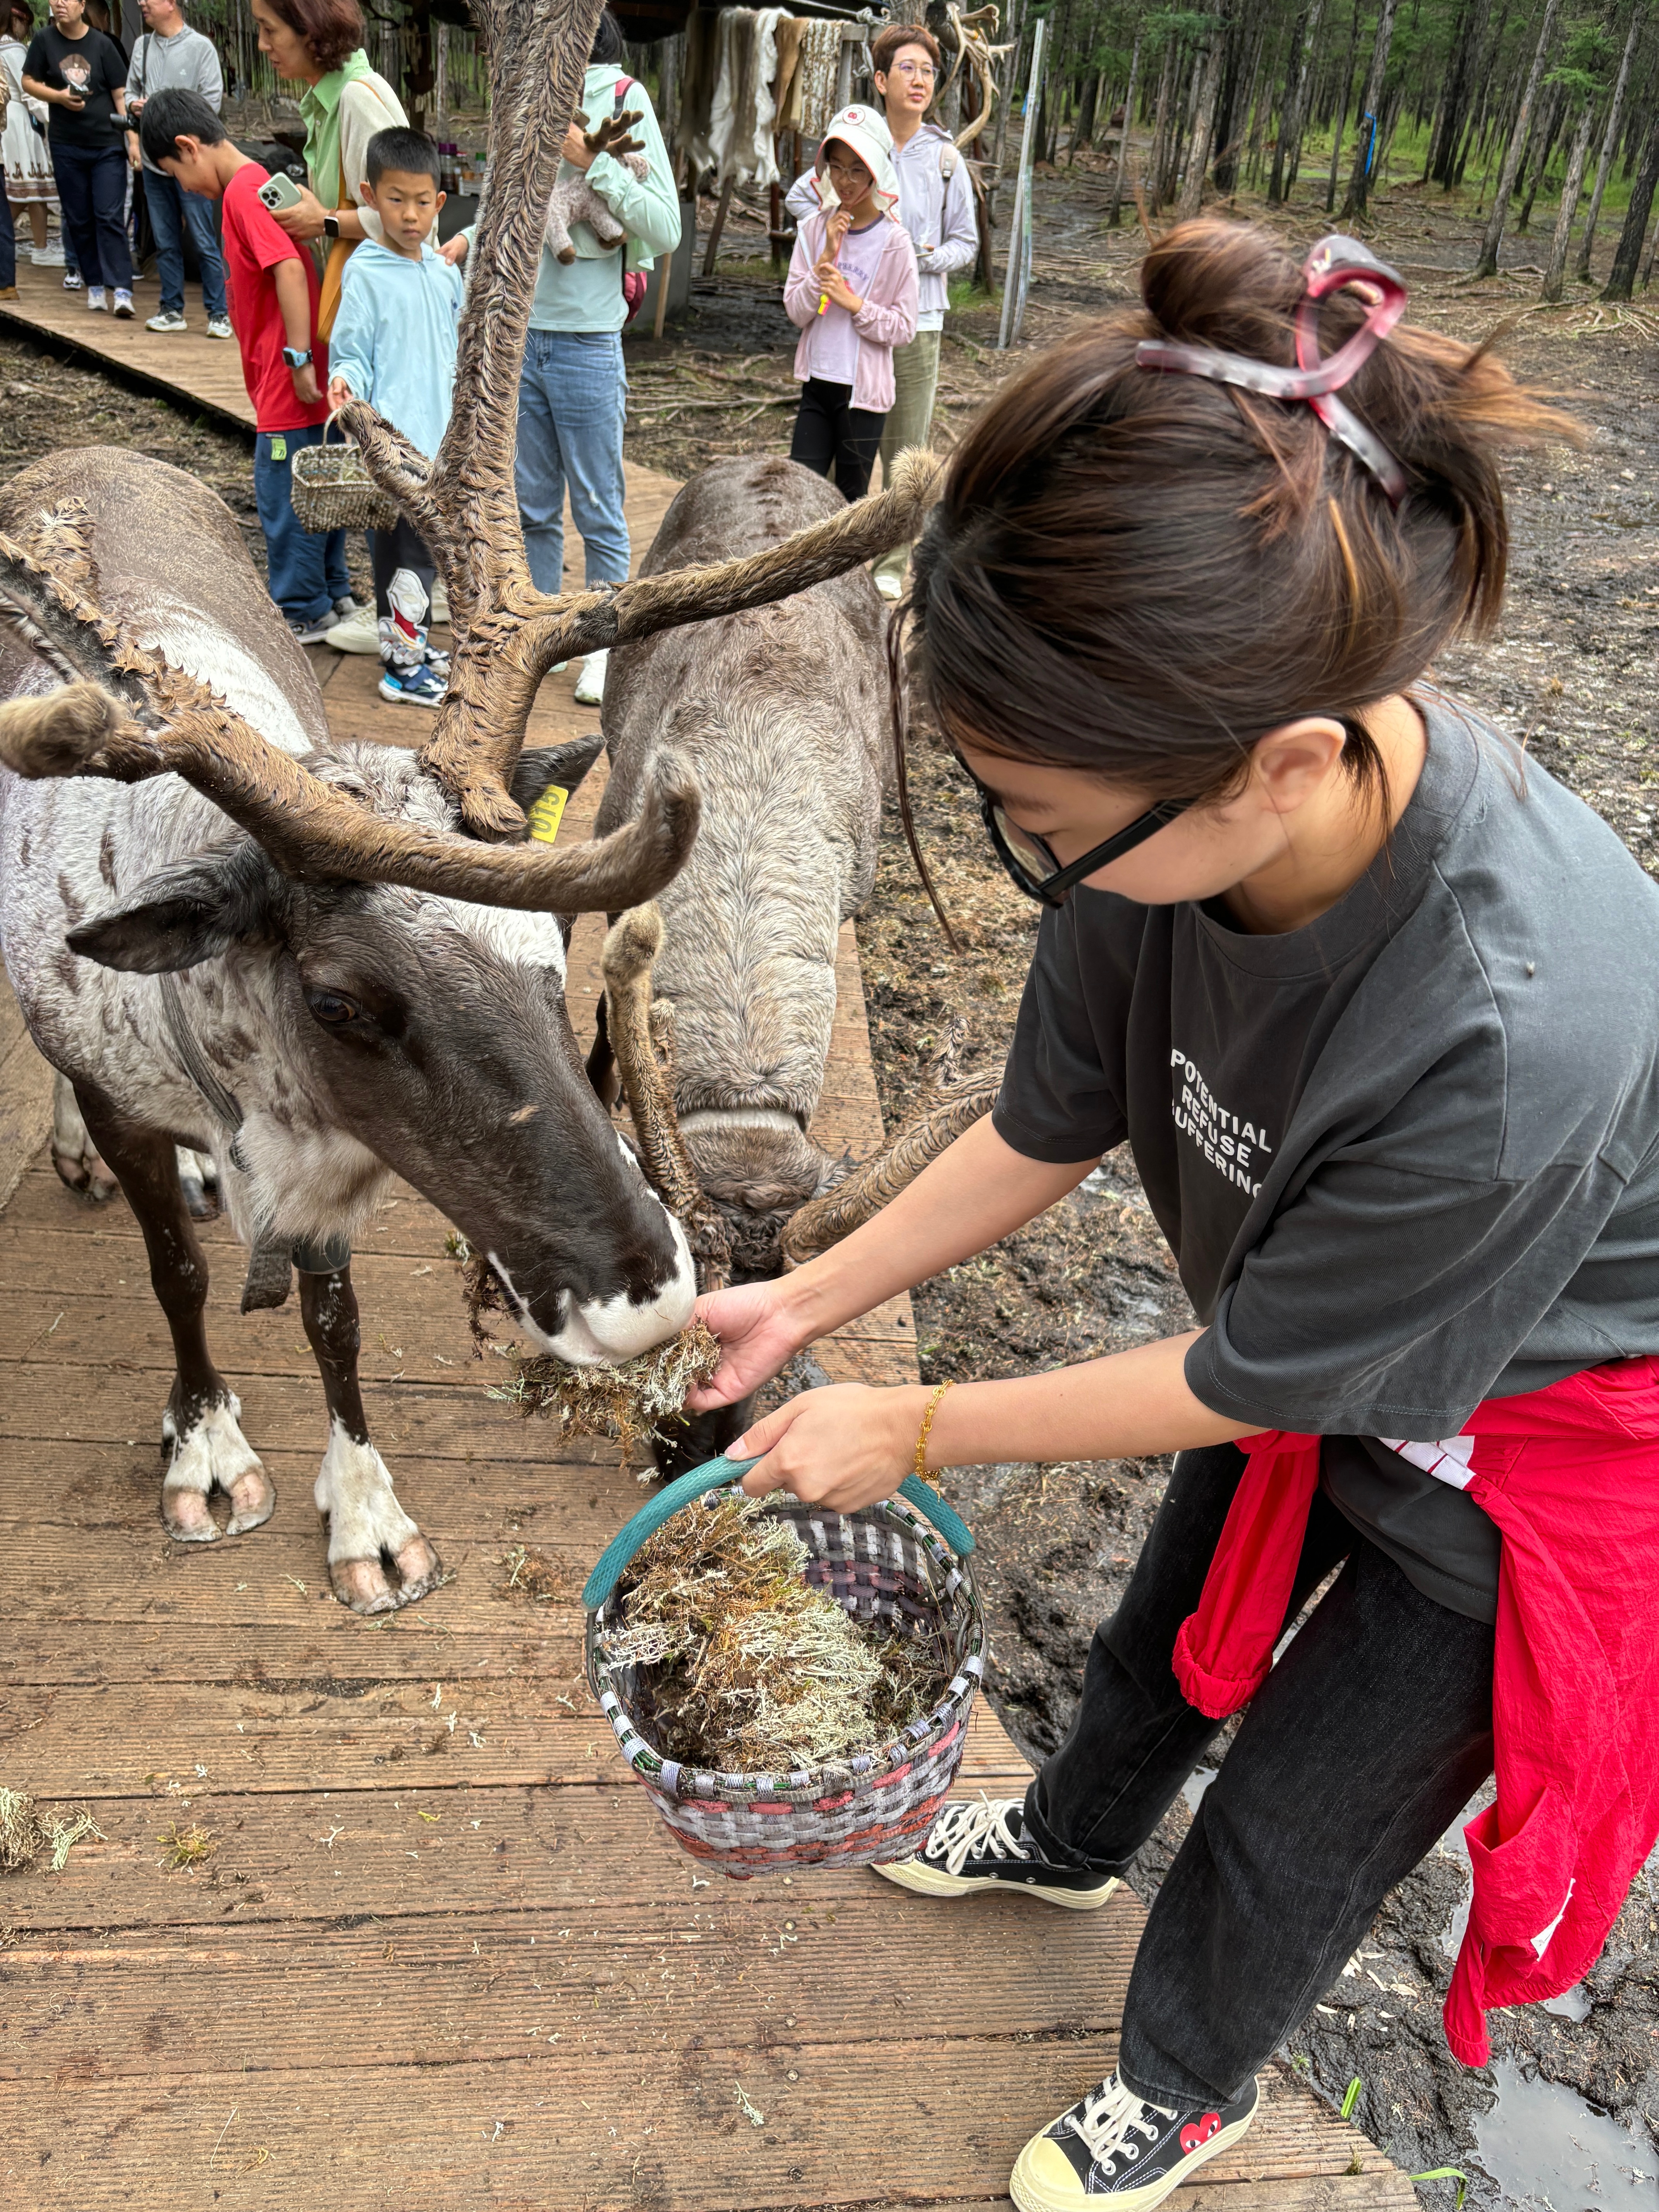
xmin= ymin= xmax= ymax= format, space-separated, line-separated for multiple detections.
xmin=378 ymin=659 xmax=447 ymax=708
xmin=1010 ymin=2069 xmax=1259 ymax=2212
xmin=206 ymin=314 xmax=233 ymax=340
xmin=873 ymin=1795 xmax=1121 ymax=1908
xmin=112 ymin=288 xmax=134 ymax=318
xmin=62 ymin=267 xmax=81 ymax=289
xmin=86 ymin=285 xmax=106 ymax=312
xmin=287 ymin=612 xmax=336 ymax=646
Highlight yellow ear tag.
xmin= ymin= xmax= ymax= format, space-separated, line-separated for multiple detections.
xmin=526 ymin=785 xmax=569 ymax=845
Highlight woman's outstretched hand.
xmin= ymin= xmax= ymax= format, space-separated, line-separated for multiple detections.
xmin=687 ymin=1280 xmax=809 ymax=1410
xmin=733 ymin=1383 xmax=927 ymax=1515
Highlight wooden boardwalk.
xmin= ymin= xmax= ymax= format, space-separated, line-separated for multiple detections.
xmin=0 ymin=445 xmax=1412 ymax=2206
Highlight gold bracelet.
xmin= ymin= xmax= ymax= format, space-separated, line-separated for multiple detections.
xmin=913 ymin=1379 xmax=953 ymax=1485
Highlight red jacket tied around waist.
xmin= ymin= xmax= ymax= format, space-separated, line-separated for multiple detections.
xmin=1171 ymin=1356 xmax=1659 ymax=2067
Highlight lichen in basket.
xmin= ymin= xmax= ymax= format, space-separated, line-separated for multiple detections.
xmin=599 ymin=1492 xmax=951 ymax=1771
xmin=462 ymin=1247 xmax=720 ymax=1454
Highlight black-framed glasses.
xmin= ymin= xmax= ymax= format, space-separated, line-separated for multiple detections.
xmin=958 ymin=757 xmax=1190 ymax=906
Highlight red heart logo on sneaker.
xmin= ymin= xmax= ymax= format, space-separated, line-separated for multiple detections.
xmin=1180 ymin=2113 xmax=1221 ymax=2153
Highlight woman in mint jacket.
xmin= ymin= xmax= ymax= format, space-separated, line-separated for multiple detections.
xmin=443 ymin=9 xmax=678 ymax=706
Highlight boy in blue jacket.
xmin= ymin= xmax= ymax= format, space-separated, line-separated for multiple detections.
xmin=326 ymin=125 xmax=462 ymax=708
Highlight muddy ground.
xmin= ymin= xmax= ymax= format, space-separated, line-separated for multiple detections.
xmin=3 ymin=150 xmax=1657 ymax=2203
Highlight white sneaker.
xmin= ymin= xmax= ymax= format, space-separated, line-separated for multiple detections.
xmin=323 ymin=603 xmax=381 ymax=655
xmin=32 ymin=242 xmax=65 ymax=266
xmin=86 ymin=286 xmax=106 ymax=312
xmin=874 ymin=569 xmax=903 ymax=602
xmin=206 ymin=314 xmax=232 ymax=340
xmin=146 ymin=307 xmax=187 ymax=333
xmin=573 ymin=648 xmax=607 ymax=706
xmin=112 ymin=289 xmax=134 ymax=318
xmin=429 ymin=575 xmax=450 ymax=626
xmin=62 ymin=268 xmax=82 ymax=289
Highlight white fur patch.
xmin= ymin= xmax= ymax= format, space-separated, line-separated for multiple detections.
xmin=162 ymin=1393 xmax=264 ymax=1501
xmin=147 ymin=597 xmax=319 ymax=757
xmin=677 ymin=1106 xmax=805 ymax=1136
xmin=488 ymin=1216 xmax=697 ymax=1365
xmin=314 ymin=1419 xmax=421 ymax=1562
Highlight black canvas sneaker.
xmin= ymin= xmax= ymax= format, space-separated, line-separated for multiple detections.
xmin=1010 ymin=2068 xmax=1259 ymax=2211
xmin=872 ymin=1794 xmax=1121 ymax=1908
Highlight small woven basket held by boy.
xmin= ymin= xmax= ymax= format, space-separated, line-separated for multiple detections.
xmin=584 ymin=1443 xmax=984 ymax=1879
xmin=290 ymin=411 xmax=396 ymax=534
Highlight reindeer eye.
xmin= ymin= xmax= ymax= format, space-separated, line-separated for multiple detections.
xmin=307 ymin=990 xmax=361 ymax=1028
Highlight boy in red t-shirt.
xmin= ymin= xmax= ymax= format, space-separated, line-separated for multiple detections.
xmin=139 ymin=86 xmax=354 ymax=645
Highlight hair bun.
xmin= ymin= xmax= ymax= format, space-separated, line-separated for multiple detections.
xmin=1141 ymin=219 xmax=1345 ymax=365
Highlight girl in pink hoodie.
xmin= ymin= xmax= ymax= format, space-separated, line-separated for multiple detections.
xmin=783 ymin=103 xmax=917 ymax=500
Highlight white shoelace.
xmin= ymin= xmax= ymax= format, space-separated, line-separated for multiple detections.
xmin=925 ymin=1793 xmax=1030 ymax=1876
xmin=1070 ymin=2073 xmax=1178 ymax=2167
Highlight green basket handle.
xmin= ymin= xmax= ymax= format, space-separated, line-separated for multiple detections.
xmin=582 ymin=1453 xmax=975 ymax=1612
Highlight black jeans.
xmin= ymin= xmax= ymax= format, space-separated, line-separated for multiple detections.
xmin=1024 ymin=1444 xmax=1496 ymax=2108
xmin=51 ymin=139 xmax=131 ymax=290
xmin=790 ymin=376 xmax=887 ymax=500
xmin=369 ymin=514 xmax=437 ymax=629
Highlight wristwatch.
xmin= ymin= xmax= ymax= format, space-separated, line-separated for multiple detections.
xmin=322 ymin=213 xmax=340 ymax=240
xmin=281 ymin=345 xmax=313 ymax=369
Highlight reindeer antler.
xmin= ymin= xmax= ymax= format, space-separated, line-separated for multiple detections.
xmin=602 ymin=904 xmax=732 ymax=1293
xmin=780 ymin=1072 xmax=1002 ymax=1269
xmin=0 ymin=528 xmax=699 ymax=913
xmin=329 ymin=0 xmax=945 ymax=845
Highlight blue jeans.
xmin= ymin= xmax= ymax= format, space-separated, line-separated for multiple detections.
xmin=144 ymin=168 xmax=225 ymax=319
xmin=51 ymin=139 xmax=131 ymax=290
xmin=514 ymin=328 xmax=629 ymax=592
xmin=254 ymin=424 xmax=348 ymax=625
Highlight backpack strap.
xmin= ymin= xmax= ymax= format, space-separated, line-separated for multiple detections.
xmin=939 ymin=142 xmax=959 ymax=180
xmin=613 ymin=75 xmax=634 ymax=114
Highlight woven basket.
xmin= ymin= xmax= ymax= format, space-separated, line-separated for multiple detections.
xmin=584 ymin=1454 xmax=983 ymax=1880
xmin=290 ymin=413 xmax=398 ymax=534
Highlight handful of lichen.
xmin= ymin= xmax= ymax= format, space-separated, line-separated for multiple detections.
xmin=600 ymin=1492 xmax=951 ymax=1772
xmin=463 ymin=1248 xmax=721 ymax=1455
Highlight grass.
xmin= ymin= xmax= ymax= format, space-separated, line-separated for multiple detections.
xmin=0 ymin=1786 xmax=105 ymax=1874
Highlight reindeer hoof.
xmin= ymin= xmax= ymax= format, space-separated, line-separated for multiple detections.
xmin=225 ymin=1465 xmax=277 ymax=1534
xmin=162 ymin=1485 xmax=221 ymax=1542
xmin=330 ymin=1556 xmax=402 ymax=1615
xmin=54 ymin=1141 xmax=119 ymax=1203
xmin=392 ymin=1535 xmax=445 ymax=1604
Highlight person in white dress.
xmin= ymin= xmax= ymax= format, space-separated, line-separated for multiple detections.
xmin=1 ymin=3 xmax=59 ymax=259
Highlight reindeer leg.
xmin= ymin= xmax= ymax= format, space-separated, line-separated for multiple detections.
xmin=299 ymin=1259 xmax=445 ymax=1615
xmin=52 ymin=1070 xmax=119 ymax=1202
xmin=72 ymin=1081 xmax=273 ymax=1541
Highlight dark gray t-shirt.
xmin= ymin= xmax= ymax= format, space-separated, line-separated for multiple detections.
xmin=993 ymin=694 xmax=1659 ymax=1621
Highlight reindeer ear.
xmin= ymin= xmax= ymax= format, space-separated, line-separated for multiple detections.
xmin=510 ymin=735 xmax=606 ymax=818
xmin=66 ymin=844 xmax=280 ymax=974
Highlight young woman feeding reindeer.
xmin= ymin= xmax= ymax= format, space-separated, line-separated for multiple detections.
xmin=692 ymin=218 xmax=1659 ymax=2210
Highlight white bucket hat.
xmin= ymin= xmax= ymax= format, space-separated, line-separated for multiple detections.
xmin=811 ymin=103 xmax=901 ymax=214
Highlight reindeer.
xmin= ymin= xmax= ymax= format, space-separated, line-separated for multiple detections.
xmin=590 ymin=456 xmax=892 ymax=1281
xmin=0 ymin=0 xmax=939 ymax=1613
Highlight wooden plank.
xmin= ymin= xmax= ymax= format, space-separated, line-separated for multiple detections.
xmin=0 ymin=2054 xmax=1393 ymax=2210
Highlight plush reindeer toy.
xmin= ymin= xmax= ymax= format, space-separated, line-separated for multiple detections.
xmin=545 ymin=104 xmax=649 ymax=265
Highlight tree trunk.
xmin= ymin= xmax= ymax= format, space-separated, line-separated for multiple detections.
xmin=1340 ymin=0 xmax=1399 ymax=218
xmin=1471 ymin=0 xmax=1559 ymax=278
xmin=1602 ymin=109 xmax=1659 ymax=298
xmin=1147 ymin=32 xmax=1176 ymax=207
xmin=1325 ymin=0 xmax=1362 ymax=213
xmin=1577 ymin=9 xmax=1642 ymax=283
xmin=1270 ymin=0 xmax=1324 ymax=204
xmin=1179 ymin=29 xmax=1227 ymax=216
xmin=1107 ymin=29 xmax=1141 ymax=226
xmin=1429 ymin=0 xmax=1487 ymax=187
xmin=1542 ymin=96 xmax=1598 ymax=301
xmin=1517 ymin=79 xmax=1565 ymax=230
xmin=1070 ymin=70 xmax=1100 ymax=157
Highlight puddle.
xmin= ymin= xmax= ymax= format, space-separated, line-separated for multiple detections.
xmin=1182 ymin=1766 xmax=1217 ymax=1817
xmin=1474 ymin=2057 xmax=1659 ymax=2207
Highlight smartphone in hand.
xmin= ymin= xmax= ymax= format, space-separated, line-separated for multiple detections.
xmin=257 ymin=172 xmax=304 ymax=215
